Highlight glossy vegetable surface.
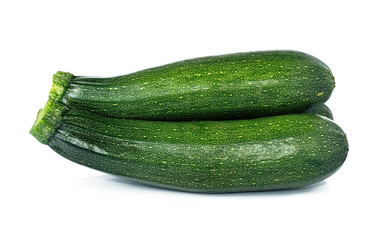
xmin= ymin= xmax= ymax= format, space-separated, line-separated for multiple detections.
xmin=31 ymin=101 xmax=348 ymax=193
xmin=50 ymin=50 xmax=334 ymax=120
xmin=304 ymin=104 xmax=333 ymax=120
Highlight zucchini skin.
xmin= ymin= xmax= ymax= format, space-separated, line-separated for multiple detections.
xmin=55 ymin=50 xmax=334 ymax=120
xmin=45 ymin=109 xmax=347 ymax=193
xmin=304 ymin=104 xmax=333 ymax=120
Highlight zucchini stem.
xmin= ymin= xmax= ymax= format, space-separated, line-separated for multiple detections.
xmin=49 ymin=71 xmax=74 ymax=102
xmin=30 ymin=71 xmax=73 ymax=144
xmin=30 ymin=100 xmax=66 ymax=144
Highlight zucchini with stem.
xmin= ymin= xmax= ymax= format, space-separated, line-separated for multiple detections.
xmin=30 ymin=101 xmax=348 ymax=193
xmin=49 ymin=50 xmax=334 ymax=120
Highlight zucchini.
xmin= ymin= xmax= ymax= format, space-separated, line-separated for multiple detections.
xmin=50 ymin=50 xmax=334 ymax=120
xmin=304 ymin=104 xmax=333 ymax=120
xmin=30 ymin=101 xmax=348 ymax=193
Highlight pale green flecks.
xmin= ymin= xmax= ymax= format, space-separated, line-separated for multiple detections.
xmin=41 ymin=52 xmax=344 ymax=192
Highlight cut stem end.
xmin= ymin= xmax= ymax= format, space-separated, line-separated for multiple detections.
xmin=30 ymin=100 xmax=66 ymax=144
xmin=49 ymin=71 xmax=74 ymax=102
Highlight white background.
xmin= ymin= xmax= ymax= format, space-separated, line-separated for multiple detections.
xmin=1 ymin=0 xmax=379 ymax=239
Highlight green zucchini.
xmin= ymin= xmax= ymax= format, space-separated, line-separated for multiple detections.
xmin=304 ymin=104 xmax=333 ymax=120
xmin=50 ymin=50 xmax=334 ymax=120
xmin=30 ymin=100 xmax=348 ymax=193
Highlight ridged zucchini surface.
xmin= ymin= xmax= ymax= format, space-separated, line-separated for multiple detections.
xmin=50 ymin=50 xmax=334 ymax=120
xmin=30 ymin=101 xmax=348 ymax=193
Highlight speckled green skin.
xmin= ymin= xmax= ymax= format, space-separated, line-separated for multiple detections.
xmin=57 ymin=50 xmax=334 ymax=120
xmin=46 ymin=109 xmax=348 ymax=193
xmin=304 ymin=104 xmax=334 ymax=120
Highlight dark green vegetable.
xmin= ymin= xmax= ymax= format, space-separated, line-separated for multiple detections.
xmin=304 ymin=104 xmax=334 ymax=120
xmin=30 ymin=101 xmax=348 ymax=193
xmin=50 ymin=50 xmax=334 ymax=120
